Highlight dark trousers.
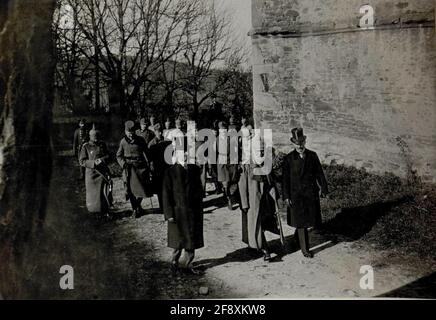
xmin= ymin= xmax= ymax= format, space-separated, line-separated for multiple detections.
xmin=296 ymin=228 xmax=310 ymax=253
xmin=129 ymin=196 xmax=143 ymax=211
xmin=156 ymin=192 xmax=163 ymax=212
xmin=241 ymin=208 xmax=248 ymax=243
xmin=171 ymin=248 xmax=195 ymax=268
xmin=76 ymin=153 xmax=85 ymax=179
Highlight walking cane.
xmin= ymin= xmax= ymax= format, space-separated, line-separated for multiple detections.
xmin=266 ymin=175 xmax=286 ymax=247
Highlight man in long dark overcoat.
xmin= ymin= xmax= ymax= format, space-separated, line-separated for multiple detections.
xmin=117 ymin=120 xmax=153 ymax=217
xmin=148 ymin=123 xmax=171 ymax=212
xmin=79 ymin=126 xmax=112 ymax=218
xmin=162 ymin=146 xmax=204 ymax=275
xmin=282 ymin=127 xmax=329 ymax=258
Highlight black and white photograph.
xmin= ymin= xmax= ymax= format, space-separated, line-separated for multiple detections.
xmin=0 ymin=0 xmax=435 ymax=309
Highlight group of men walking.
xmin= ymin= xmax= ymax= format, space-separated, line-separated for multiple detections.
xmin=73 ymin=116 xmax=329 ymax=274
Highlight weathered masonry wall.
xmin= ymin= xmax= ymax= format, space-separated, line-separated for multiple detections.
xmin=251 ymin=0 xmax=436 ymax=182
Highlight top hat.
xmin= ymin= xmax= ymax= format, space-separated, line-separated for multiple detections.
xmin=125 ymin=120 xmax=135 ymax=132
xmin=290 ymin=127 xmax=306 ymax=145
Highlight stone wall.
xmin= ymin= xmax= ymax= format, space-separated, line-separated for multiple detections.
xmin=251 ymin=0 xmax=436 ymax=182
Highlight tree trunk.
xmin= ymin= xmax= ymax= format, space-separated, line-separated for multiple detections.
xmin=0 ymin=0 xmax=55 ymax=298
xmin=192 ymin=93 xmax=199 ymax=121
xmin=94 ymin=51 xmax=100 ymax=111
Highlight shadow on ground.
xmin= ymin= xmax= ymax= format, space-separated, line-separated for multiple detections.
xmin=195 ymin=197 xmax=412 ymax=269
xmin=321 ymin=197 xmax=411 ymax=240
xmin=379 ymin=272 xmax=436 ymax=298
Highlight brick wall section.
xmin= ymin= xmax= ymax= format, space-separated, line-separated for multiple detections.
xmin=251 ymin=0 xmax=436 ymax=182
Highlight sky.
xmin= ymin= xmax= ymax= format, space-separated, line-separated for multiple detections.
xmin=216 ymin=0 xmax=252 ymax=53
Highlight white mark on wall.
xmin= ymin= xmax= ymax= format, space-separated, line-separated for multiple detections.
xmin=359 ymin=5 xmax=375 ymax=29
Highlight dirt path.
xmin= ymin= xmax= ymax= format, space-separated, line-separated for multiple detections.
xmin=38 ymin=157 xmax=435 ymax=299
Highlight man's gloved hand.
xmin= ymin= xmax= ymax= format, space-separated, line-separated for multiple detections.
xmin=167 ymin=218 xmax=175 ymax=223
xmin=284 ymin=198 xmax=292 ymax=207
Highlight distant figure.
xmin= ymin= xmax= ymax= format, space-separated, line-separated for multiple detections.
xmin=168 ymin=118 xmax=185 ymax=163
xmin=73 ymin=119 xmax=89 ymax=179
xmin=228 ymin=116 xmax=238 ymax=131
xmin=206 ymin=126 xmax=222 ymax=194
xmin=282 ymin=127 xmax=329 ymax=258
xmin=162 ymin=146 xmax=204 ymax=275
xmin=163 ymin=118 xmax=172 ymax=141
xmin=148 ymin=116 xmax=156 ymax=133
xmin=79 ymin=125 xmax=112 ymax=218
xmin=238 ymin=124 xmax=253 ymax=233
xmin=136 ymin=117 xmax=155 ymax=147
xmin=117 ymin=120 xmax=153 ymax=218
xmin=148 ymin=123 xmax=171 ymax=212
xmin=217 ymin=121 xmax=239 ymax=210
xmin=191 ymin=122 xmax=207 ymax=194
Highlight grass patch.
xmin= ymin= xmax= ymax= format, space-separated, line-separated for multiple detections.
xmin=272 ymin=151 xmax=436 ymax=261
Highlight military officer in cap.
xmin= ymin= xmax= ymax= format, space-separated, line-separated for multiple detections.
xmin=79 ymin=125 xmax=112 ymax=218
xmin=282 ymin=127 xmax=329 ymax=258
xmin=136 ymin=117 xmax=155 ymax=147
xmin=117 ymin=120 xmax=153 ymax=217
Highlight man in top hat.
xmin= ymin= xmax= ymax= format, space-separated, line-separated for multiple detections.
xmin=117 ymin=120 xmax=153 ymax=217
xmin=73 ymin=119 xmax=89 ymax=179
xmin=79 ymin=125 xmax=112 ymax=218
xmin=282 ymin=127 xmax=329 ymax=258
xmin=148 ymin=123 xmax=172 ymax=212
xmin=162 ymin=136 xmax=205 ymax=275
xmin=136 ymin=117 xmax=155 ymax=147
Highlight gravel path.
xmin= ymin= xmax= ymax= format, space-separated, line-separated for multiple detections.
xmin=38 ymin=157 xmax=435 ymax=299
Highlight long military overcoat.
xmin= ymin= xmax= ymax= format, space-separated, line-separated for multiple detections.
xmin=79 ymin=141 xmax=112 ymax=213
xmin=116 ymin=135 xmax=153 ymax=199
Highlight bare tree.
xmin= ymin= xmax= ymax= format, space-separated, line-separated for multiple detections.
xmin=54 ymin=0 xmax=91 ymax=112
xmin=55 ymin=0 xmax=200 ymax=115
xmin=177 ymin=1 xmax=244 ymax=120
